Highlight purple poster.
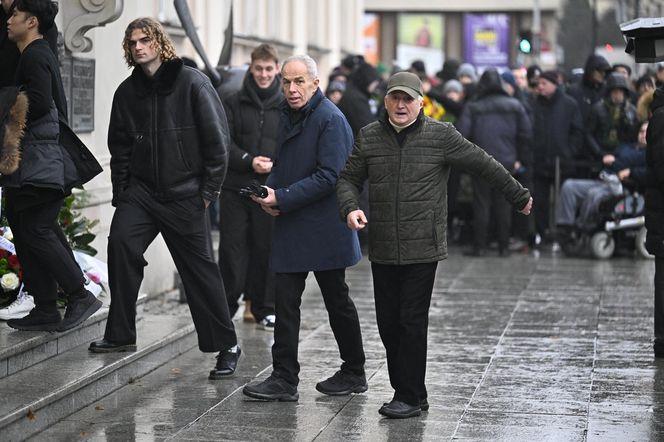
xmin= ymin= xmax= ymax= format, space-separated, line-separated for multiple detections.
xmin=464 ymin=14 xmax=510 ymax=68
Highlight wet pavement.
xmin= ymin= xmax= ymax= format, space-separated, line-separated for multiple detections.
xmin=33 ymin=249 xmax=662 ymax=441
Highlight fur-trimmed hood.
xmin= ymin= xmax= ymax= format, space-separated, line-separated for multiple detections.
xmin=0 ymin=86 xmax=28 ymax=175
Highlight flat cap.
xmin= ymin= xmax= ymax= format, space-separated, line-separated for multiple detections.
xmin=386 ymin=72 xmax=423 ymax=99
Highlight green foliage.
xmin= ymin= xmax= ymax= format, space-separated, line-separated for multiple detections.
xmin=58 ymin=192 xmax=99 ymax=256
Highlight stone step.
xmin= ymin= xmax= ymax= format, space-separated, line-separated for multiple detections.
xmin=0 ymin=294 xmax=148 ymax=380
xmin=0 ymin=313 xmax=197 ymax=441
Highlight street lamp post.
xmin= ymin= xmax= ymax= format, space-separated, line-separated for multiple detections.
xmin=591 ymin=0 xmax=598 ymax=52
xmin=533 ymin=0 xmax=541 ymax=57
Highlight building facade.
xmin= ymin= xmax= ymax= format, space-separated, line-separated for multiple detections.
xmin=55 ymin=0 xmax=365 ymax=296
xmin=363 ymin=0 xmax=563 ymax=74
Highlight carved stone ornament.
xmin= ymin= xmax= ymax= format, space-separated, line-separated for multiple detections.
xmin=63 ymin=0 xmax=124 ymax=53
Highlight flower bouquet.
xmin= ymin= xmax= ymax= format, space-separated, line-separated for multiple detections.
xmin=0 ymin=227 xmax=21 ymax=305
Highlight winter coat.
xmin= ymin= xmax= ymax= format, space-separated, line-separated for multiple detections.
xmin=267 ymin=88 xmax=361 ymax=273
xmin=532 ymin=88 xmax=584 ymax=178
xmin=0 ymin=40 xmax=73 ymax=191
xmin=108 ymin=59 xmax=229 ymax=204
xmin=645 ymin=88 xmax=664 ymax=257
xmin=456 ymin=69 xmax=532 ymax=174
xmin=222 ymin=72 xmax=282 ymax=191
xmin=337 ymin=63 xmax=379 ymax=136
xmin=586 ymin=98 xmax=639 ymax=159
xmin=336 ymin=113 xmax=531 ymax=265
xmin=609 ymin=143 xmax=646 ymax=187
xmin=0 ymin=87 xmax=27 ymax=175
xmin=567 ymin=54 xmax=611 ymax=124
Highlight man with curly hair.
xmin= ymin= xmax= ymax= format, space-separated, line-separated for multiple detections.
xmin=89 ymin=18 xmax=241 ymax=380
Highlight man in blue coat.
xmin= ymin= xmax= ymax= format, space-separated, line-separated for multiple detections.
xmin=242 ymin=54 xmax=366 ymax=402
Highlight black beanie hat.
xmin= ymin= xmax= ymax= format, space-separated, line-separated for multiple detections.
xmin=539 ymin=70 xmax=559 ymax=85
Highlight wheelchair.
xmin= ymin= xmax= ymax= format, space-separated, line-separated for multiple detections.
xmin=559 ymin=179 xmax=652 ymax=260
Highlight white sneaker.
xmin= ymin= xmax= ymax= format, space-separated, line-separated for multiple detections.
xmin=259 ymin=314 xmax=276 ymax=331
xmin=0 ymin=292 xmax=35 ymax=320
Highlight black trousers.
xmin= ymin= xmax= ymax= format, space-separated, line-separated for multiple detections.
xmin=5 ymin=189 xmax=84 ymax=309
xmin=218 ymin=190 xmax=275 ymax=320
xmin=371 ymin=262 xmax=438 ymax=406
xmin=655 ymin=257 xmax=664 ymax=352
xmin=472 ymin=177 xmax=511 ymax=251
xmin=533 ymin=175 xmax=554 ymax=238
xmin=105 ymin=185 xmax=236 ymax=352
xmin=272 ymin=268 xmax=365 ymax=386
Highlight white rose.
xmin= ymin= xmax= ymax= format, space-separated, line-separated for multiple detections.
xmin=2 ymin=228 xmax=13 ymax=242
xmin=1 ymin=272 xmax=20 ymax=292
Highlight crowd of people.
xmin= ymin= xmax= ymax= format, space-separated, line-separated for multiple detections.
xmin=1 ymin=0 xmax=663 ymax=422
xmin=325 ymin=53 xmax=663 ymax=256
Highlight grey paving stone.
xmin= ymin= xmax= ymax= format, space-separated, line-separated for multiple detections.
xmin=25 ymin=252 xmax=664 ymax=441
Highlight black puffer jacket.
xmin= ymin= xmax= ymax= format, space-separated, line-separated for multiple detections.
xmin=532 ymin=88 xmax=584 ymax=178
xmin=645 ymin=88 xmax=664 ymax=257
xmin=222 ymin=72 xmax=282 ymax=191
xmin=456 ymin=69 xmax=532 ymax=173
xmin=108 ymin=59 xmax=229 ymax=203
xmin=337 ymin=113 xmax=530 ymax=265
xmin=0 ymin=39 xmax=72 ymax=191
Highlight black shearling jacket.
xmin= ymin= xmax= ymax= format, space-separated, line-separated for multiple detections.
xmin=108 ymin=59 xmax=229 ymax=204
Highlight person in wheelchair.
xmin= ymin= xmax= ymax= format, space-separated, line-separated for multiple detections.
xmin=556 ymin=121 xmax=648 ymax=239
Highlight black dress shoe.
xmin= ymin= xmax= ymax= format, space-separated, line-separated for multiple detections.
xmin=7 ymin=309 xmax=61 ymax=331
xmin=57 ymin=290 xmax=103 ymax=332
xmin=209 ymin=346 xmax=241 ymax=379
xmin=242 ymin=374 xmax=299 ymax=401
xmin=379 ymin=400 xmax=421 ymax=419
xmin=89 ymin=339 xmax=137 ymax=353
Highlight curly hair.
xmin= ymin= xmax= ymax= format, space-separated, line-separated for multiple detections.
xmin=122 ymin=17 xmax=178 ymax=67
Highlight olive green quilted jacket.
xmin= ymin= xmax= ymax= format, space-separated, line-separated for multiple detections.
xmin=337 ymin=115 xmax=531 ymax=265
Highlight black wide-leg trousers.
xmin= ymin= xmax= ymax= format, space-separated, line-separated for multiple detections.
xmin=371 ymin=261 xmax=438 ymax=406
xmin=105 ymin=185 xmax=236 ymax=352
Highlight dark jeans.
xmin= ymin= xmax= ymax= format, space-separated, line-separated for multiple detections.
xmin=5 ymin=190 xmax=84 ymax=310
xmin=105 ymin=185 xmax=236 ymax=352
xmin=655 ymin=257 xmax=664 ymax=353
xmin=371 ymin=261 xmax=438 ymax=406
xmin=272 ymin=268 xmax=365 ymax=386
xmin=218 ymin=190 xmax=275 ymax=320
xmin=472 ymin=176 xmax=511 ymax=251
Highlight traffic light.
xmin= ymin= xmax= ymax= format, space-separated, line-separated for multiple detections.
xmin=518 ymin=30 xmax=533 ymax=54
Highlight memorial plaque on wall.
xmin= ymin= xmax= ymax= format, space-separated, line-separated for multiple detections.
xmin=70 ymin=58 xmax=95 ymax=132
